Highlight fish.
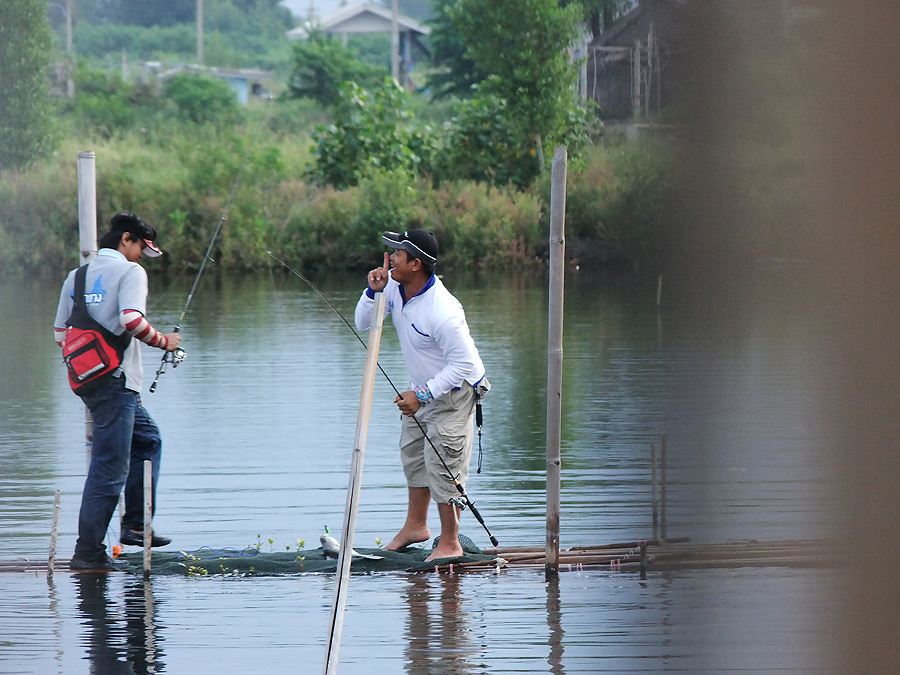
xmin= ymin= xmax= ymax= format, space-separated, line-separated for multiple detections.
xmin=320 ymin=526 xmax=383 ymax=560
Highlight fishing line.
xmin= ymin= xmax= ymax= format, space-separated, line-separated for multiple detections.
xmin=267 ymin=251 xmax=499 ymax=547
xmin=149 ymin=99 xmax=272 ymax=393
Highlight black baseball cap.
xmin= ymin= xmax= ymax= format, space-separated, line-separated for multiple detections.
xmin=109 ymin=212 xmax=162 ymax=257
xmin=383 ymin=229 xmax=438 ymax=266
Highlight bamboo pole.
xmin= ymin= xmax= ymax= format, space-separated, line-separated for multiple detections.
xmin=77 ymin=152 xmax=97 ymax=265
xmin=47 ymin=490 xmax=61 ymax=576
xmin=660 ymin=435 xmax=668 ymax=541
xmin=632 ymin=39 xmax=642 ymax=118
xmin=651 ymin=442 xmax=658 ymax=540
xmin=77 ymin=152 xmax=97 ymax=468
xmin=545 ymin=146 xmax=567 ymax=580
xmin=325 ymin=292 xmax=386 ymax=675
xmin=143 ymin=460 xmax=152 ymax=577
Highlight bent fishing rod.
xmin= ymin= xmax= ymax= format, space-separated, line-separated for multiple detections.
xmin=149 ymin=110 xmax=268 ymax=393
xmin=267 ymin=251 xmax=499 ymax=547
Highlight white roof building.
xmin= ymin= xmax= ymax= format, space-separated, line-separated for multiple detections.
xmin=286 ymin=2 xmax=430 ymax=86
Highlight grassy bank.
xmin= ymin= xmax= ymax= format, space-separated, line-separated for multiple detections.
xmin=0 ymin=125 xmax=670 ymax=280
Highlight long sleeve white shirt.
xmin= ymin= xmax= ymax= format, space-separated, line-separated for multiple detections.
xmin=355 ymin=274 xmax=485 ymax=400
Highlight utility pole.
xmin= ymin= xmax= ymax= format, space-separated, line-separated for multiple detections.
xmin=391 ymin=0 xmax=400 ymax=84
xmin=65 ymin=0 xmax=74 ymax=97
xmin=197 ymin=0 xmax=204 ymax=65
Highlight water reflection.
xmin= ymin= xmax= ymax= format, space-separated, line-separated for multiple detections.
xmin=74 ymin=574 xmax=165 ymax=673
xmin=403 ymin=574 xmax=479 ymax=674
xmin=545 ymin=577 xmax=565 ymax=675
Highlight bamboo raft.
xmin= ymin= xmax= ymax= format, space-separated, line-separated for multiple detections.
xmin=0 ymin=538 xmax=834 ymax=576
xmin=431 ymin=537 xmax=836 ymax=574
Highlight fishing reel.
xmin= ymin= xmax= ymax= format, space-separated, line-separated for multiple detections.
xmin=160 ymin=345 xmax=186 ymax=368
xmin=449 ymin=497 xmax=468 ymax=512
xmin=169 ymin=346 xmax=186 ymax=367
xmin=148 ymin=347 xmax=186 ymax=393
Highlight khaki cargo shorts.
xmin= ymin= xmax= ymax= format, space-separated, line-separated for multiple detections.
xmin=398 ymin=384 xmax=476 ymax=504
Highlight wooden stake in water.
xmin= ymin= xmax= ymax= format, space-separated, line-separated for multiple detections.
xmin=48 ymin=490 xmax=61 ymax=576
xmin=77 ymin=151 xmax=98 ymax=470
xmin=651 ymin=443 xmax=659 ymax=541
xmin=143 ymin=460 xmax=152 ymax=576
xmin=661 ymin=435 xmax=668 ymax=542
xmin=546 ymin=145 xmax=567 ymax=580
xmin=324 ymin=292 xmax=386 ymax=675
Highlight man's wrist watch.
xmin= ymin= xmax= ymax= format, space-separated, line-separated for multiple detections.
xmin=414 ymin=384 xmax=433 ymax=405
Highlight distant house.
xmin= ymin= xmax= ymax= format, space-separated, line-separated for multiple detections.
xmin=146 ymin=63 xmax=273 ymax=106
xmin=587 ymin=0 xmax=828 ymax=123
xmin=586 ymin=0 xmax=692 ymax=121
xmin=286 ymin=2 xmax=430 ymax=88
xmin=193 ymin=66 xmax=273 ymax=105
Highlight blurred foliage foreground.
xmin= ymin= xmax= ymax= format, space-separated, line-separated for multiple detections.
xmin=0 ymin=124 xmax=670 ymax=281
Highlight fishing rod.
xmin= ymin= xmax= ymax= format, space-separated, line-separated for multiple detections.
xmin=267 ymin=251 xmax=499 ymax=547
xmin=149 ymin=105 xmax=268 ymax=393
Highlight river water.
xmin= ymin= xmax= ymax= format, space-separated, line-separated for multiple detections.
xmin=0 ymin=267 xmax=840 ymax=673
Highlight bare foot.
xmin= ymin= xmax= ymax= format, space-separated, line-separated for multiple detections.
xmin=425 ymin=542 xmax=464 ymax=562
xmin=383 ymin=526 xmax=431 ymax=551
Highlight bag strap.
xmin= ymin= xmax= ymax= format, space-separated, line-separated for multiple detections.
xmin=66 ymin=263 xmax=132 ymax=356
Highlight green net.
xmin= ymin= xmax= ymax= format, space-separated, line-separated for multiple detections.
xmin=118 ymin=535 xmax=496 ymax=576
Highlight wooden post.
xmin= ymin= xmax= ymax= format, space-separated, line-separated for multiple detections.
xmin=639 ymin=540 xmax=648 ymax=580
xmin=77 ymin=152 xmax=98 ymax=467
xmin=77 ymin=152 xmax=97 ymax=265
xmin=545 ymin=146 xmax=567 ymax=580
xmin=651 ymin=443 xmax=658 ymax=541
xmin=48 ymin=490 xmax=61 ymax=576
xmin=632 ymin=39 xmax=642 ymax=118
xmin=143 ymin=460 xmax=152 ymax=576
xmin=325 ymin=292 xmax=387 ymax=675
xmin=660 ymin=435 xmax=668 ymax=541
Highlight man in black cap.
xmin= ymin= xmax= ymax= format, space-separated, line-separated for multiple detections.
xmin=355 ymin=229 xmax=489 ymax=561
xmin=54 ymin=213 xmax=181 ymax=571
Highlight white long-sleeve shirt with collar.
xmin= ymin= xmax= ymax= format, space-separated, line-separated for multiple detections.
xmin=354 ymin=273 xmax=485 ymax=400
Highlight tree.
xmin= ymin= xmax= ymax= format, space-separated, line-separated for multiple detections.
xmin=448 ymin=0 xmax=583 ymax=171
xmin=288 ymin=31 xmax=385 ymax=107
xmin=0 ymin=0 xmax=58 ymax=173
xmin=562 ymin=0 xmax=635 ymax=40
xmin=426 ymin=0 xmax=485 ymax=99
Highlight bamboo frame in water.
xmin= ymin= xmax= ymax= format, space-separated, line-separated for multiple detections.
xmin=545 ymin=145 xmax=567 ymax=579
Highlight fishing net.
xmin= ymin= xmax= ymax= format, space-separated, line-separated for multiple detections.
xmin=117 ymin=535 xmax=496 ymax=576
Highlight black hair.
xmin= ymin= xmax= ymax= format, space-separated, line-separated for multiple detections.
xmin=98 ymin=212 xmax=155 ymax=250
xmin=97 ymin=229 xmax=136 ymax=250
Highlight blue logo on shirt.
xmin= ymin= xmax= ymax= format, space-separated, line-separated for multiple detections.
xmin=84 ymin=275 xmax=106 ymax=305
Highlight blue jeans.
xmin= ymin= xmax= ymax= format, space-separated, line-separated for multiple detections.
xmin=74 ymin=376 xmax=162 ymax=559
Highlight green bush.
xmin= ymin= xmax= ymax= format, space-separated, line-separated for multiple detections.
xmin=309 ymin=79 xmax=437 ymax=189
xmin=0 ymin=122 xmax=670 ymax=280
xmin=423 ymin=181 xmax=544 ymax=268
xmin=164 ymin=74 xmax=242 ymax=127
xmin=547 ymin=138 xmax=671 ymax=267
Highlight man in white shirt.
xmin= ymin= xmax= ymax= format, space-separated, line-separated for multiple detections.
xmin=355 ymin=229 xmax=489 ymax=561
